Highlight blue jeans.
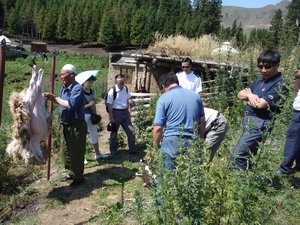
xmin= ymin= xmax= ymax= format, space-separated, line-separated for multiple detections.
xmin=160 ymin=135 xmax=193 ymax=170
xmin=231 ymin=115 xmax=271 ymax=170
xmin=279 ymin=111 xmax=300 ymax=173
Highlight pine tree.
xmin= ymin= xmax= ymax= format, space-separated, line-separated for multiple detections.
xmin=6 ymin=0 xmax=22 ymax=35
xmin=285 ymin=0 xmax=300 ymax=45
xmin=33 ymin=0 xmax=45 ymax=40
xmin=98 ymin=12 xmax=118 ymax=48
xmin=269 ymin=9 xmax=283 ymax=48
xmin=193 ymin=0 xmax=222 ymax=36
xmin=235 ymin=22 xmax=245 ymax=49
xmin=41 ymin=2 xmax=58 ymax=40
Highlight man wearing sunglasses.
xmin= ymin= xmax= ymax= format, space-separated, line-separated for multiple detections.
xmin=176 ymin=57 xmax=202 ymax=93
xmin=231 ymin=49 xmax=287 ymax=170
xmin=277 ymin=62 xmax=300 ymax=174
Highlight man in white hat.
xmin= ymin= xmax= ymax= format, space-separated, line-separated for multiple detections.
xmin=45 ymin=64 xmax=87 ymax=187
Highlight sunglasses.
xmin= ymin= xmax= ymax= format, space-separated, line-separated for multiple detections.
xmin=257 ymin=64 xmax=274 ymax=70
xmin=182 ymin=66 xmax=190 ymax=68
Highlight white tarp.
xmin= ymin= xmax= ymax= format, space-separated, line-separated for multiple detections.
xmin=0 ymin=35 xmax=12 ymax=43
xmin=212 ymin=42 xmax=239 ymax=55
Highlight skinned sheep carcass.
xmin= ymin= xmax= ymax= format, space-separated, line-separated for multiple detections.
xmin=6 ymin=66 xmax=51 ymax=164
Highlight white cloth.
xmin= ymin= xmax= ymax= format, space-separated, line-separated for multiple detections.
xmin=85 ymin=114 xmax=98 ymax=144
xmin=204 ymin=107 xmax=219 ymax=132
xmin=293 ymin=90 xmax=300 ymax=111
xmin=106 ymin=85 xmax=131 ymax=109
xmin=176 ymin=71 xmax=202 ymax=93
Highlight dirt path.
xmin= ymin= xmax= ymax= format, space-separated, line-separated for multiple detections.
xmin=96 ymin=100 xmax=111 ymax=153
xmin=6 ymin=100 xmax=146 ymax=224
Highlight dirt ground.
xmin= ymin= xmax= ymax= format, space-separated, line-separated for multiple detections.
xmin=47 ymin=43 xmax=108 ymax=55
xmin=2 ymin=45 xmax=147 ymax=224
xmin=4 ymin=100 xmax=146 ymax=224
xmin=22 ymin=42 xmax=108 ymax=55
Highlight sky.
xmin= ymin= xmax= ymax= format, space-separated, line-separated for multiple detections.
xmin=222 ymin=0 xmax=286 ymax=8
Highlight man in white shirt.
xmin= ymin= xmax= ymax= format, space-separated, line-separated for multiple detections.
xmin=176 ymin=58 xmax=227 ymax=160
xmin=204 ymin=107 xmax=228 ymax=161
xmin=176 ymin=57 xmax=202 ymax=93
xmin=106 ymin=74 xmax=136 ymax=155
xmin=277 ymin=64 xmax=300 ymax=174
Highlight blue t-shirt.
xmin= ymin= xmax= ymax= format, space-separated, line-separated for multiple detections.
xmin=60 ymin=81 xmax=85 ymax=122
xmin=153 ymin=86 xmax=205 ymax=137
xmin=245 ymin=72 xmax=287 ymax=120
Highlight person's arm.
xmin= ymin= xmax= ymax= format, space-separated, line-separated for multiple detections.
xmin=107 ymin=103 xmax=115 ymax=123
xmin=153 ymin=125 xmax=163 ymax=146
xmin=237 ymin=88 xmax=268 ymax=109
xmin=106 ymin=88 xmax=115 ymax=123
xmin=198 ymin=116 xmax=206 ymax=139
xmin=55 ymin=96 xmax=69 ymax=108
xmin=84 ymin=100 xmax=95 ymax=109
xmin=44 ymin=93 xmax=69 ymax=108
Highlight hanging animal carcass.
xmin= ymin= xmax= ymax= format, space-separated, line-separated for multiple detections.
xmin=6 ymin=65 xmax=51 ymax=164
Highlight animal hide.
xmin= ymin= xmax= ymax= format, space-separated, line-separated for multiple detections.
xmin=135 ymin=159 xmax=156 ymax=188
xmin=6 ymin=66 xmax=51 ymax=164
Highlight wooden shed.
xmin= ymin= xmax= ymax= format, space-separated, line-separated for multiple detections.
xmin=108 ymin=52 xmax=247 ymax=120
xmin=31 ymin=42 xmax=47 ymax=53
xmin=108 ymin=52 xmax=246 ymax=95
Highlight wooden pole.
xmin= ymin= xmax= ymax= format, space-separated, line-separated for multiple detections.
xmin=46 ymin=53 xmax=56 ymax=181
xmin=0 ymin=40 xmax=6 ymax=127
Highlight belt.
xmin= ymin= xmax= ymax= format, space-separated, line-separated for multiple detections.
xmin=211 ymin=112 xmax=221 ymax=127
xmin=245 ymin=111 xmax=271 ymax=120
xmin=113 ymin=108 xmax=128 ymax=111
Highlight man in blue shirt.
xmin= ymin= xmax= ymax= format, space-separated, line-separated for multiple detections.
xmin=231 ymin=49 xmax=287 ymax=170
xmin=153 ymin=73 xmax=205 ymax=170
xmin=45 ymin=64 xmax=87 ymax=186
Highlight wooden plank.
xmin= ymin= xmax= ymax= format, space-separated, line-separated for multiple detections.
xmin=131 ymin=93 xmax=157 ymax=97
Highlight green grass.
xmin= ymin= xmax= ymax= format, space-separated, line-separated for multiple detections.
xmin=2 ymin=47 xmax=300 ymax=224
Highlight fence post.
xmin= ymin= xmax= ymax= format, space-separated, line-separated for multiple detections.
xmin=46 ymin=52 xmax=56 ymax=180
xmin=0 ymin=39 xmax=6 ymax=127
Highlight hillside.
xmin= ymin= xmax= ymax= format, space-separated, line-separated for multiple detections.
xmin=222 ymin=0 xmax=290 ymax=33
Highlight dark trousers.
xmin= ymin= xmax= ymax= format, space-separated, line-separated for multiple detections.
xmin=62 ymin=120 xmax=87 ymax=180
xmin=110 ymin=109 xmax=135 ymax=155
xmin=279 ymin=111 xmax=300 ymax=173
xmin=231 ymin=115 xmax=270 ymax=170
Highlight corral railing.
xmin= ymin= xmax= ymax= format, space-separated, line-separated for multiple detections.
xmin=130 ymin=93 xmax=157 ymax=122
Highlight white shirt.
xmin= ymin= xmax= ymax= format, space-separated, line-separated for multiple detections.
xmin=106 ymin=85 xmax=131 ymax=110
xmin=204 ymin=107 xmax=219 ymax=132
xmin=176 ymin=71 xmax=202 ymax=93
xmin=293 ymin=89 xmax=300 ymax=111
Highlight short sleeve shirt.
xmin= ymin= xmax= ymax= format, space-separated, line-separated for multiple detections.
xmin=176 ymin=71 xmax=202 ymax=93
xmin=106 ymin=85 xmax=131 ymax=110
xmin=245 ymin=73 xmax=287 ymax=120
xmin=84 ymin=89 xmax=96 ymax=114
xmin=153 ymin=86 xmax=205 ymax=137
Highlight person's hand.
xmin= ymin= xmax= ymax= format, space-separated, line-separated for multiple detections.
xmin=244 ymin=88 xmax=260 ymax=108
xmin=44 ymin=93 xmax=55 ymax=101
xmin=89 ymin=100 xmax=95 ymax=107
xmin=84 ymin=101 xmax=95 ymax=108
xmin=109 ymin=116 xmax=115 ymax=124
